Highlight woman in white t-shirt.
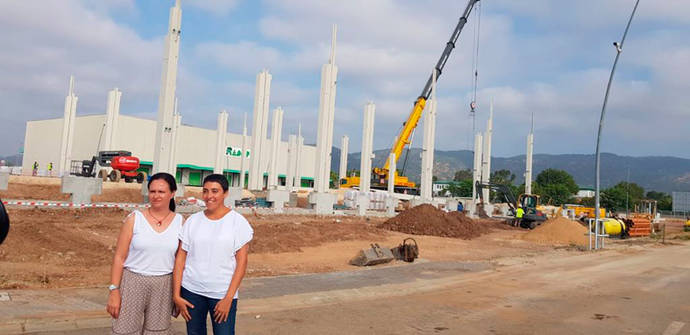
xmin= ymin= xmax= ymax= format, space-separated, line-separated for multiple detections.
xmin=106 ymin=172 xmax=183 ymax=334
xmin=173 ymin=174 xmax=253 ymax=335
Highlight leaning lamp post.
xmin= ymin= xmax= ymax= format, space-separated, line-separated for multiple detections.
xmin=595 ymin=0 xmax=641 ymax=244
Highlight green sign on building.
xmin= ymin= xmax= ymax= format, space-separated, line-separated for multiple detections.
xmin=225 ymin=147 xmax=250 ymax=157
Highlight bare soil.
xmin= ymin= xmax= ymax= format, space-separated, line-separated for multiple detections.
xmin=0 ymin=206 xmax=550 ymax=289
xmin=0 ymin=176 xmax=146 ymax=203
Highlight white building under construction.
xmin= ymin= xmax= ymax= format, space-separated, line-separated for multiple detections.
xmin=21 ymin=113 xmax=317 ymax=188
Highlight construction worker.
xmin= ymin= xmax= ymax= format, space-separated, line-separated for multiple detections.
xmin=48 ymin=162 xmax=53 ymax=176
xmin=515 ymin=205 xmax=525 ymax=227
xmin=32 ymin=161 xmax=38 ymax=176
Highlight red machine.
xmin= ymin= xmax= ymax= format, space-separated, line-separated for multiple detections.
xmin=72 ymin=150 xmax=147 ymax=183
xmin=111 ymin=155 xmax=146 ymax=183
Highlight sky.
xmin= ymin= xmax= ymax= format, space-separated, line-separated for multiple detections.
xmin=0 ymin=0 xmax=688 ymax=159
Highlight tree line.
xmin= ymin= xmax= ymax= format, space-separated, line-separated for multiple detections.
xmin=439 ymin=168 xmax=673 ymax=211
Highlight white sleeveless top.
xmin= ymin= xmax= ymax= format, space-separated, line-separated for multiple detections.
xmin=124 ymin=210 xmax=183 ymax=276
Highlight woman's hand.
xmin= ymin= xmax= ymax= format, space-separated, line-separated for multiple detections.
xmin=174 ymin=295 xmax=195 ymax=321
xmin=106 ymin=290 xmax=121 ymax=318
xmin=213 ymin=297 xmax=233 ymax=323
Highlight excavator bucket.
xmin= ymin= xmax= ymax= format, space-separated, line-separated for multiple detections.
xmin=349 ymin=243 xmax=394 ymax=266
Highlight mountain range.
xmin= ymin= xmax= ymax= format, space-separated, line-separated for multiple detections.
xmin=331 ymin=148 xmax=690 ymax=194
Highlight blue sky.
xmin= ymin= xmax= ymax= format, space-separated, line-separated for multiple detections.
xmin=1 ymin=0 xmax=688 ymax=159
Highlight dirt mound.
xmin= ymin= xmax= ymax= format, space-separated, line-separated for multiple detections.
xmin=522 ymin=216 xmax=588 ymax=246
xmin=378 ymin=204 xmax=490 ymax=239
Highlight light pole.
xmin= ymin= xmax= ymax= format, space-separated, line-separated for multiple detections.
xmin=595 ymin=0 xmax=641 ymax=241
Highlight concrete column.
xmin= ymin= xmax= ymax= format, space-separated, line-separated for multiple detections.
xmin=386 ymin=153 xmax=398 ymax=216
xmin=286 ymin=134 xmax=297 ymax=191
xmin=214 ymin=110 xmax=228 ymax=174
xmin=295 ymin=123 xmax=303 ymax=189
xmin=313 ymin=25 xmax=338 ymax=193
xmin=525 ymin=133 xmax=534 ymax=195
xmin=339 ymin=135 xmax=349 ymax=181
xmin=471 ymin=133 xmax=483 ymax=217
xmin=153 ymin=0 xmax=182 ymax=174
xmin=268 ymin=107 xmax=284 ymax=189
xmin=420 ymin=68 xmax=438 ymax=201
xmin=59 ymin=76 xmax=78 ymax=176
xmin=359 ymin=102 xmax=375 ymax=193
xmin=481 ymin=100 xmax=494 ymax=203
xmin=239 ymin=112 xmax=248 ymax=189
xmin=101 ymin=88 xmax=121 ymax=151
xmin=525 ymin=113 xmax=534 ymax=195
xmin=249 ymin=70 xmax=272 ymax=190
xmin=168 ymin=99 xmax=181 ymax=175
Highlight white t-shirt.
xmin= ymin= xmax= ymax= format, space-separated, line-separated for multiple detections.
xmin=179 ymin=210 xmax=253 ymax=299
xmin=123 ymin=210 xmax=183 ymax=276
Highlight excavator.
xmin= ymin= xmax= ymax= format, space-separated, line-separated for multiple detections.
xmin=475 ymin=182 xmax=548 ymax=229
xmin=340 ymin=0 xmax=481 ymax=194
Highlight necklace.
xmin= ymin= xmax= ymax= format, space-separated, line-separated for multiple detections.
xmin=148 ymin=210 xmax=171 ymax=227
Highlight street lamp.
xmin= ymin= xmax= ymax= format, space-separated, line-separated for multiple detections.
xmin=595 ymin=0 xmax=641 ymax=246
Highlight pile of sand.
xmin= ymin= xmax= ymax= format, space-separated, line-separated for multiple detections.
xmin=377 ymin=204 xmax=490 ymax=239
xmin=522 ymin=216 xmax=588 ymax=246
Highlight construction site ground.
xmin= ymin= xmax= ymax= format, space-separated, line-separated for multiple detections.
xmin=1 ymin=176 xmax=689 ymax=334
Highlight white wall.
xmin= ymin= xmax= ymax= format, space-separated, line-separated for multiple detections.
xmin=22 ymin=114 xmax=317 ymax=183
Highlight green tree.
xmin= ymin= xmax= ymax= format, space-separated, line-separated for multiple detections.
xmin=433 ymin=175 xmax=439 ymax=182
xmin=600 ymin=182 xmax=645 ymax=212
xmin=646 ymin=191 xmax=672 ymax=211
xmin=533 ymin=169 xmax=579 ymax=205
xmin=490 ymin=169 xmax=515 ymax=185
xmin=453 ymin=169 xmax=473 ymax=181
xmin=444 ymin=180 xmax=473 ymax=197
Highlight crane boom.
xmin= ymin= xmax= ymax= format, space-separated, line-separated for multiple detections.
xmin=382 ymin=0 xmax=480 ymax=172
xmin=339 ymin=0 xmax=479 ymax=194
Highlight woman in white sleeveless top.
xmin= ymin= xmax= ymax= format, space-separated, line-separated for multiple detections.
xmin=106 ymin=172 xmax=183 ymax=334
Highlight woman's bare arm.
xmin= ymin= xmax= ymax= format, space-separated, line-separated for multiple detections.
xmin=106 ymin=213 xmax=134 ymax=318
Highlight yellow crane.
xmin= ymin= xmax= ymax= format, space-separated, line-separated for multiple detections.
xmin=341 ymin=0 xmax=481 ymax=194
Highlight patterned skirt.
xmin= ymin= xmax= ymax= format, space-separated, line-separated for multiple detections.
xmin=112 ymin=269 xmax=173 ymax=335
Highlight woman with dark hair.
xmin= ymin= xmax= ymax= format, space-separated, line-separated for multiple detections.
xmin=173 ymin=173 xmax=253 ymax=335
xmin=107 ymin=172 xmax=183 ymax=334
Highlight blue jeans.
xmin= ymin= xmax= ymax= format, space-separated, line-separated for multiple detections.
xmin=181 ymin=286 xmax=238 ymax=335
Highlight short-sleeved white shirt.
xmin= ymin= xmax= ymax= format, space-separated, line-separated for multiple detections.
xmin=179 ymin=210 xmax=253 ymax=299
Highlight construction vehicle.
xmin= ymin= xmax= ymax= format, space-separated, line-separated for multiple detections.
xmin=71 ymin=150 xmax=147 ymax=183
xmin=562 ymin=204 xmax=606 ymax=220
xmin=475 ymin=182 xmax=547 ymax=229
xmin=340 ymin=0 xmax=481 ymax=194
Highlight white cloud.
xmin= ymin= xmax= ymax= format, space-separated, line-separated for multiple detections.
xmin=186 ymin=0 xmax=241 ymax=16
xmin=0 ymin=0 xmax=165 ymax=154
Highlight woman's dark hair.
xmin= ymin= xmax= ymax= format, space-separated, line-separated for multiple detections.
xmin=148 ymin=172 xmax=178 ymax=212
xmin=203 ymin=174 xmax=229 ymax=192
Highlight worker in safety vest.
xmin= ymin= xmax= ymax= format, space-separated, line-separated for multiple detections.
xmin=48 ymin=162 xmax=53 ymax=176
xmin=32 ymin=161 xmax=39 ymax=176
xmin=515 ymin=205 xmax=525 ymax=227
